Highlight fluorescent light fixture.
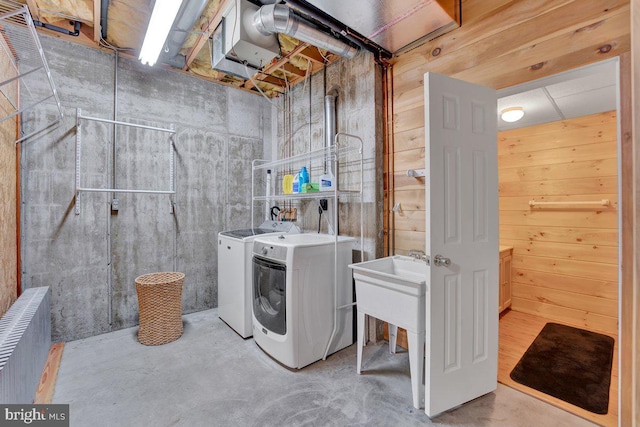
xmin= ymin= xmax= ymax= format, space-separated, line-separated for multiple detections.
xmin=138 ymin=0 xmax=184 ymax=66
xmin=501 ymin=107 xmax=525 ymax=123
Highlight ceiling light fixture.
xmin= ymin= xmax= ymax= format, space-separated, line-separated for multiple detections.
xmin=139 ymin=0 xmax=184 ymax=66
xmin=500 ymin=107 xmax=525 ymax=123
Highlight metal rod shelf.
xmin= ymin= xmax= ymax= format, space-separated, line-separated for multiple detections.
xmin=0 ymin=65 xmax=42 ymax=87
xmin=1 ymin=94 xmax=54 ymax=122
xmin=252 ymin=144 xmax=356 ymax=171
xmin=252 ymin=190 xmax=360 ymax=202
xmin=76 ymin=187 xmax=176 ymax=195
xmin=74 ymin=108 xmax=176 ymax=215
xmin=0 ymin=1 xmax=64 ymax=143
xmin=77 ymin=114 xmax=176 ymax=134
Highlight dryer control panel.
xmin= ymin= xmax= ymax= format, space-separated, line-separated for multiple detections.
xmin=253 ymin=241 xmax=288 ymax=262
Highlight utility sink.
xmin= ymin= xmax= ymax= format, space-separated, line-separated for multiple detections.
xmin=350 ymin=255 xmax=427 ymax=296
xmin=349 ymin=255 xmax=428 ymax=333
xmin=349 ymin=255 xmax=428 ymax=409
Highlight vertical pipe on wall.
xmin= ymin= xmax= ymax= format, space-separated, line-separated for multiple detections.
xmin=323 ymin=89 xmax=337 ymax=172
xmin=106 ymin=50 xmax=119 ymax=328
xmin=323 ymin=87 xmax=338 ymax=235
xmin=15 ymin=82 xmax=21 ymax=299
xmin=322 ymin=64 xmax=327 ymax=171
xmin=383 ymin=64 xmax=394 ymax=256
xmin=309 ymin=70 xmax=312 ymax=155
xmin=112 ymin=51 xmax=118 ymax=196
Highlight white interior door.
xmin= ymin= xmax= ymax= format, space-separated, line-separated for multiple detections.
xmin=424 ymin=72 xmax=498 ymax=417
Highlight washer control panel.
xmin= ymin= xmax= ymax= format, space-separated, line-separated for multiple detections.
xmin=253 ymin=241 xmax=287 ymax=262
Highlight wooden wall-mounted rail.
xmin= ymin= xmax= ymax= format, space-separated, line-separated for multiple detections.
xmin=529 ymin=199 xmax=611 ymax=207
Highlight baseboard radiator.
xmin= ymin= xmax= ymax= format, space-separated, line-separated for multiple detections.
xmin=0 ymin=287 xmax=51 ymax=403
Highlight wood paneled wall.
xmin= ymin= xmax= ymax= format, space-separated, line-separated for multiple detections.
xmin=388 ymin=0 xmax=632 ymax=421
xmin=388 ymin=0 xmax=630 ymax=255
xmin=0 ymin=36 xmax=19 ymax=317
xmin=628 ymin=0 xmax=639 ymax=420
xmin=498 ymin=112 xmax=618 ymax=334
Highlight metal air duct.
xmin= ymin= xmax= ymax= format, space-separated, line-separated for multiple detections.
xmin=324 ymin=87 xmax=338 ymax=153
xmin=253 ymin=4 xmax=357 ymax=59
xmin=160 ymin=0 xmax=209 ymax=68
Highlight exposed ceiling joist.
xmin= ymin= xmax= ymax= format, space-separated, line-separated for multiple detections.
xmin=25 ymin=0 xmax=40 ymax=21
xmin=183 ymin=0 xmax=233 ymax=71
xmin=297 ymin=46 xmax=326 ymax=64
xmin=281 ymin=63 xmax=306 ymax=78
xmin=244 ymin=42 xmax=311 ymax=90
xmin=92 ymin=0 xmax=100 ymax=42
xmin=14 ymin=0 xmax=462 ymax=98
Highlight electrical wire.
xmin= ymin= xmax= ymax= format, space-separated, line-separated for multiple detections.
xmin=243 ymin=62 xmax=283 ymax=111
xmin=98 ymin=37 xmax=135 ymax=53
xmin=300 ymin=58 xmax=311 ymax=94
xmin=318 ymin=49 xmax=331 ymax=63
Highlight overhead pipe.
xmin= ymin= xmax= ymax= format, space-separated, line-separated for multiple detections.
xmin=282 ymin=0 xmax=391 ymax=62
xmin=33 ymin=20 xmax=81 ymax=36
xmin=160 ymin=0 xmax=209 ymax=68
xmin=253 ymin=4 xmax=357 ymax=59
xmin=100 ymin=0 xmax=108 ymax=39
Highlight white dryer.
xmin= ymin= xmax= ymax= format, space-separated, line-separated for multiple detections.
xmin=217 ymin=221 xmax=299 ymax=338
xmin=251 ymin=233 xmax=355 ymax=369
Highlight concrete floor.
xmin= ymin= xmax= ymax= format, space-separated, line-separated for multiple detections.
xmin=53 ymin=309 xmax=595 ymax=426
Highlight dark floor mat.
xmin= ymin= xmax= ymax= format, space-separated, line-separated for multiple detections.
xmin=509 ymin=322 xmax=614 ymax=414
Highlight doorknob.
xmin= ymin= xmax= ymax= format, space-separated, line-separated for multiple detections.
xmin=433 ymin=255 xmax=451 ymax=267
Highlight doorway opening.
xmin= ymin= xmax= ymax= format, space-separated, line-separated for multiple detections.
xmin=496 ymin=58 xmax=620 ymax=427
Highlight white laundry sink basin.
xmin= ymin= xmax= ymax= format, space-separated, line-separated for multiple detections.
xmin=349 ymin=255 xmax=428 ymax=332
xmin=350 ymin=255 xmax=427 ymax=295
xmin=350 ymin=255 xmax=429 ymax=410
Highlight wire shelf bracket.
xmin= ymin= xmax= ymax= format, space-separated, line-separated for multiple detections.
xmin=74 ymin=109 xmax=177 ymax=215
xmin=0 ymin=0 xmax=64 ymax=143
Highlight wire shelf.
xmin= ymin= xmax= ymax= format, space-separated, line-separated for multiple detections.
xmin=0 ymin=0 xmax=63 ymax=143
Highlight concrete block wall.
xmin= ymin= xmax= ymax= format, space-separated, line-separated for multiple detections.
xmin=20 ymin=35 xmax=271 ymax=342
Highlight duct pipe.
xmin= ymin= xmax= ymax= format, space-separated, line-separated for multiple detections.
xmin=283 ymin=0 xmax=391 ymax=61
xmin=253 ymin=4 xmax=357 ymax=59
xmin=100 ymin=0 xmax=108 ymax=39
xmin=323 ymin=86 xmax=338 ymax=171
xmin=160 ymin=0 xmax=209 ymax=67
xmin=322 ymin=86 xmax=339 ymax=238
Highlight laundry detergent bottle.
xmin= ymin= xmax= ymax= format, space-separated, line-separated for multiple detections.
xmin=299 ymin=166 xmax=309 ymax=187
xmin=319 ymin=167 xmax=335 ymax=192
xmin=292 ymin=172 xmax=300 ymax=194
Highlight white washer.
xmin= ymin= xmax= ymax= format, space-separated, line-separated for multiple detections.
xmin=218 ymin=221 xmax=299 ymax=338
xmin=251 ymin=233 xmax=355 ymax=369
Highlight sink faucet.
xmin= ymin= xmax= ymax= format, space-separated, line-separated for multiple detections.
xmin=408 ymin=249 xmax=430 ymax=264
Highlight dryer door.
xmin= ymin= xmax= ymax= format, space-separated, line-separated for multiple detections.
xmin=252 ymin=256 xmax=287 ymax=335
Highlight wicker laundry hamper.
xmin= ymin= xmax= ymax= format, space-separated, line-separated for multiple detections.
xmin=135 ymin=272 xmax=185 ymax=346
